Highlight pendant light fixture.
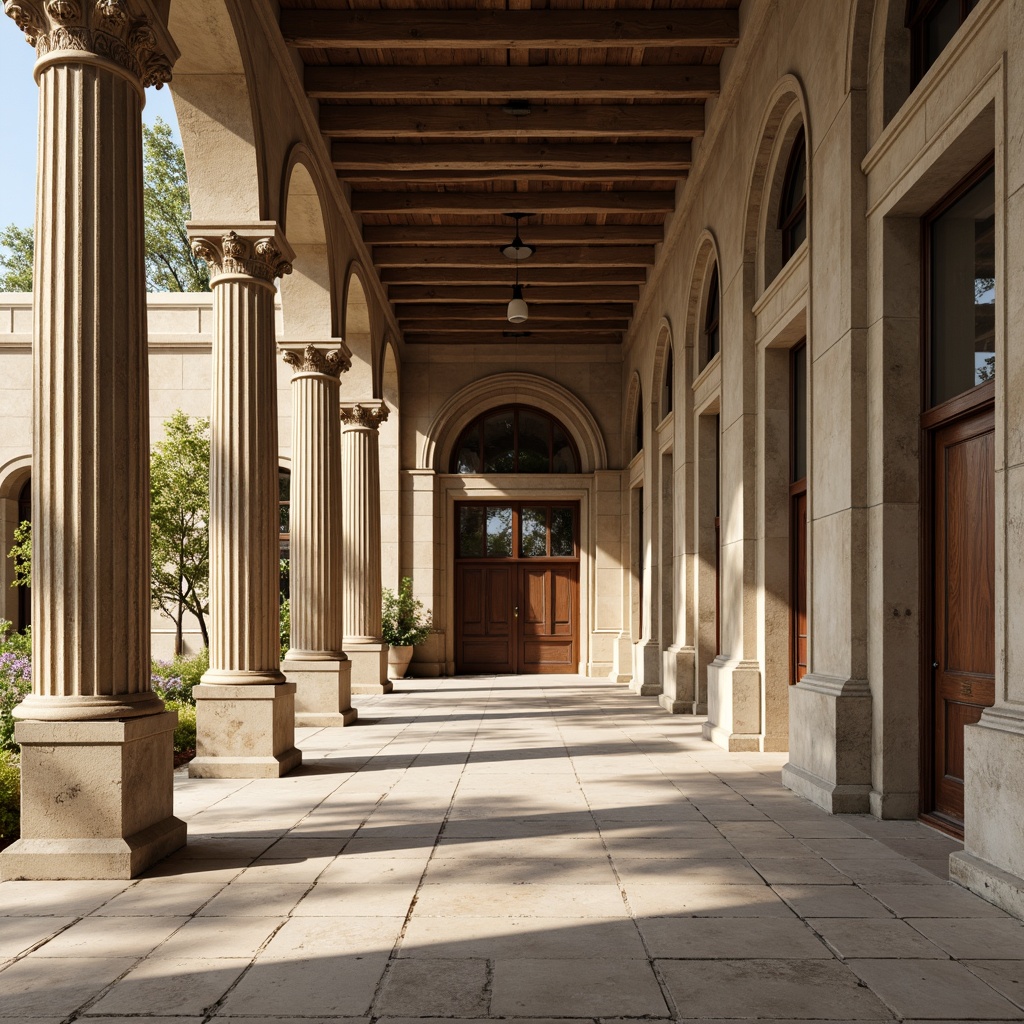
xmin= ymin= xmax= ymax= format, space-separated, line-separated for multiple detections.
xmin=501 ymin=213 xmax=535 ymax=325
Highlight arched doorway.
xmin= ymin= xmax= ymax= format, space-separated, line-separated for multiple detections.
xmin=450 ymin=405 xmax=581 ymax=674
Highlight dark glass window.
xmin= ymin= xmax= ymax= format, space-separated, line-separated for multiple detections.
xmin=459 ymin=506 xmax=485 ymax=557
xmin=278 ymin=467 xmax=291 ymax=560
xmin=457 ymin=503 xmax=577 ymax=559
xmin=792 ymin=343 xmax=807 ymax=484
xmin=633 ymin=399 xmax=644 ymax=458
xmin=926 ymin=165 xmax=995 ymax=408
xmin=450 ymin=405 xmax=580 ymax=474
xmin=521 ymin=507 xmax=548 ymax=557
xmin=661 ymin=347 xmax=674 ymax=417
xmin=486 ymin=506 xmax=513 ymax=557
xmin=779 ymin=128 xmax=807 ymax=264
xmin=551 ymin=507 xmax=575 ymax=557
xmin=704 ymin=264 xmax=720 ymax=366
xmin=908 ymin=0 xmax=980 ymax=84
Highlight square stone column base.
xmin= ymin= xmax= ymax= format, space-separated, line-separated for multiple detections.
xmin=702 ymin=657 xmax=764 ymax=751
xmin=283 ymin=656 xmax=358 ymax=728
xmin=189 ymin=682 xmax=302 ymax=779
xmin=781 ymin=674 xmax=872 ymax=813
xmin=659 ymin=644 xmax=696 ymax=714
xmin=0 ymin=712 xmax=186 ymax=880
xmin=949 ymin=711 xmax=1024 ymax=921
xmin=629 ymin=639 xmax=663 ymax=696
xmin=347 ymin=643 xmax=392 ymax=694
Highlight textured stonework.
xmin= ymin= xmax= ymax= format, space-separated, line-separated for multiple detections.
xmin=0 ymin=0 xmax=183 ymax=881
xmin=341 ymin=400 xmax=391 ymax=694
xmin=187 ymin=224 xmax=301 ymax=779
xmin=281 ymin=343 xmax=357 ymax=727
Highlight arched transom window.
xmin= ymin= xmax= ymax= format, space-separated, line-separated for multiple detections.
xmin=451 ymin=405 xmax=580 ymax=474
xmin=779 ymin=127 xmax=807 ymax=263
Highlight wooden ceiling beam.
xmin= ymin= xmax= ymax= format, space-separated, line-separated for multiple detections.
xmin=381 ymin=266 xmax=647 ymax=285
xmin=404 ymin=332 xmax=623 ymax=345
xmin=399 ymin=319 xmax=629 ymax=333
xmin=373 ymin=245 xmax=655 ymax=268
xmin=305 ymin=65 xmax=720 ymax=101
xmin=319 ymin=104 xmax=705 ymax=139
xmin=352 ymin=191 xmax=674 ymax=215
xmin=365 ymin=224 xmax=662 ymax=246
xmin=386 ymin=284 xmax=642 ymax=303
xmin=282 ymin=9 xmax=740 ymax=49
xmin=396 ymin=303 xmax=632 ymax=321
xmin=333 ymin=142 xmax=691 ymax=172
xmin=341 ymin=168 xmax=682 ymax=183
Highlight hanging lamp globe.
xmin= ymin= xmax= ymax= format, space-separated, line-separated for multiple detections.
xmin=507 ymin=284 xmax=529 ymax=324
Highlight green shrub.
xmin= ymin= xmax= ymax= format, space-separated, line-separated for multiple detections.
xmin=166 ymin=699 xmax=197 ymax=754
xmin=151 ymin=646 xmax=208 ymax=705
xmin=381 ymin=577 xmax=432 ymax=647
xmin=0 ymin=751 xmax=20 ymax=841
xmin=280 ymin=597 xmax=290 ymax=661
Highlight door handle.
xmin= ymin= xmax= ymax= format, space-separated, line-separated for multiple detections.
xmin=933 ymin=662 xmax=939 ymax=670
xmin=514 ymin=605 xmax=518 ymax=618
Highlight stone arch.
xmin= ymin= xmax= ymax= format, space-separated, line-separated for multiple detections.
xmin=652 ymin=320 xmax=674 ymax=424
xmin=686 ymin=231 xmax=723 ymax=379
xmin=624 ymin=371 xmax=643 ymax=461
xmin=423 ymin=373 xmax=607 ymax=474
xmin=379 ymin=339 xmax=401 ymax=592
xmin=847 ymin=0 xmax=879 ymax=94
xmin=342 ymin=262 xmax=375 ymax=397
xmin=279 ymin=146 xmax=337 ymax=342
xmin=867 ymin=0 xmax=913 ymax=142
xmin=167 ymin=0 xmax=265 ymax=222
xmin=743 ymin=76 xmax=811 ymax=298
xmin=0 ymin=454 xmax=32 ymax=628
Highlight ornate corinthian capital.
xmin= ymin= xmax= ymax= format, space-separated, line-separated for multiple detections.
xmin=189 ymin=227 xmax=295 ymax=285
xmin=340 ymin=401 xmax=390 ymax=431
xmin=3 ymin=0 xmax=179 ymax=88
xmin=283 ymin=344 xmax=352 ymax=379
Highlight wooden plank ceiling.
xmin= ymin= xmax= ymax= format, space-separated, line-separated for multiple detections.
xmin=278 ymin=0 xmax=741 ymax=346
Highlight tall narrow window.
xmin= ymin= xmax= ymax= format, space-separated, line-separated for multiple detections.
xmin=633 ymin=399 xmax=644 ymax=458
xmin=279 ymin=467 xmax=291 ymax=597
xmin=790 ymin=343 xmax=808 ymax=684
xmin=661 ymin=347 xmax=674 ymax=417
xmin=926 ymin=162 xmax=995 ymax=409
xmin=779 ymin=128 xmax=807 ymax=264
xmin=16 ymin=478 xmax=30 ymax=631
xmin=704 ymin=264 xmax=720 ymax=367
xmin=908 ymin=0 xmax=981 ymax=85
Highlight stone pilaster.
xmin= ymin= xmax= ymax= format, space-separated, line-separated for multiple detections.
xmin=0 ymin=0 xmax=184 ymax=880
xmin=341 ymin=400 xmax=391 ymax=694
xmin=281 ymin=344 xmax=357 ymax=726
xmin=187 ymin=225 xmax=301 ymax=778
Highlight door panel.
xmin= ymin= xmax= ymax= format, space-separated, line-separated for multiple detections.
xmin=456 ymin=564 xmax=515 ymax=673
xmin=518 ymin=564 xmax=578 ymax=673
xmin=929 ymin=408 xmax=995 ymax=828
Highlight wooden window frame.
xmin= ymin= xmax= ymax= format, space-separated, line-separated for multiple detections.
xmin=455 ymin=501 xmax=579 ymax=562
xmin=779 ymin=128 xmax=807 ymax=265
xmin=450 ymin=404 xmax=581 ymax=475
xmin=907 ymin=0 xmax=980 ymax=87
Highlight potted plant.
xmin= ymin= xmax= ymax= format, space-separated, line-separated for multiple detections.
xmin=381 ymin=577 xmax=432 ymax=680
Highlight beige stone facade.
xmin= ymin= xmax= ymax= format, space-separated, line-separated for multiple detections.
xmin=1 ymin=0 xmax=1022 ymax=922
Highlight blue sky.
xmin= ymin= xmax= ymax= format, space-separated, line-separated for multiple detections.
xmin=0 ymin=19 xmax=181 ymax=232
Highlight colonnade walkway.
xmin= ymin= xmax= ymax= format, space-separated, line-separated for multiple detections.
xmin=2 ymin=674 xmax=1024 ymax=1021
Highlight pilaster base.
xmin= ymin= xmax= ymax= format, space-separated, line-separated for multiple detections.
xmin=782 ymin=674 xmax=872 ymax=813
xmin=703 ymin=657 xmax=763 ymax=751
xmin=629 ymin=639 xmax=662 ymax=696
xmin=347 ymin=643 xmax=392 ymax=694
xmin=189 ymin=682 xmax=302 ymax=779
xmin=948 ymin=709 xmax=1024 ymax=921
xmin=659 ymin=644 xmax=696 ymax=714
xmin=283 ymin=655 xmax=358 ymax=728
xmin=0 ymin=712 xmax=185 ymax=880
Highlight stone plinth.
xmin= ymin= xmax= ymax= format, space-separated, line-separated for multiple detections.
xmin=1 ymin=713 xmax=186 ymax=880
xmin=629 ymin=639 xmax=663 ymax=696
xmin=703 ymin=657 xmax=765 ymax=752
xmin=284 ymin=656 xmax=357 ymax=727
xmin=189 ymin=682 xmax=302 ymax=779
xmin=659 ymin=644 xmax=697 ymax=714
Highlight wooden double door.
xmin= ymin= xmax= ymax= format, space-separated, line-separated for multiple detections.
xmin=924 ymin=403 xmax=995 ymax=832
xmin=455 ymin=502 xmax=579 ymax=674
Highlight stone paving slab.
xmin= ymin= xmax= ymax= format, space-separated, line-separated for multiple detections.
xmin=0 ymin=673 xmax=1019 ymax=1021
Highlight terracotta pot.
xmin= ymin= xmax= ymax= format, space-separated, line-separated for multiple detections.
xmin=387 ymin=644 xmax=414 ymax=680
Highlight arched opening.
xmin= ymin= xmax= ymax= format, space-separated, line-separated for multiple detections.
xmin=703 ymin=263 xmax=721 ymax=370
xmin=15 ymin=478 xmax=30 ymax=632
xmin=764 ymin=115 xmax=809 ymax=286
xmin=343 ymin=267 xmax=374 ymax=399
xmin=450 ymin=405 xmax=580 ymax=475
xmin=379 ymin=341 xmax=401 ymax=594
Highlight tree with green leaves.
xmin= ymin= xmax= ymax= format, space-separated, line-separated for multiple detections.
xmin=7 ymin=521 xmax=31 ymax=591
xmin=150 ymin=411 xmax=211 ymax=654
xmin=143 ymin=117 xmax=210 ymax=293
xmin=0 ymin=225 xmax=33 ymax=292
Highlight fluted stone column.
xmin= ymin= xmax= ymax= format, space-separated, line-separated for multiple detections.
xmin=187 ymin=225 xmax=301 ymax=778
xmin=341 ymin=401 xmax=391 ymax=694
xmin=281 ymin=344 xmax=357 ymax=726
xmin=0 ymin=0 xmax=184 ymax=880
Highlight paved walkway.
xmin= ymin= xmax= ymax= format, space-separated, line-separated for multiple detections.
xmin=2 ymin=675 xmax=1024 ymax=1022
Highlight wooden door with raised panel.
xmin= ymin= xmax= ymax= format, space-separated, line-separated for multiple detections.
xmin=928 ymin=406 xmax=995 ymax=829
xmin=456 ymin=564 xmax=515 ymax=674
xmin=518 ymin=564 xmax=578 ymax=673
